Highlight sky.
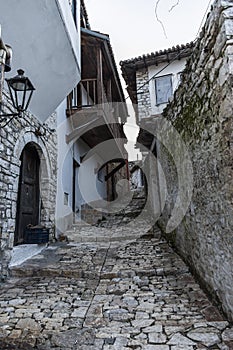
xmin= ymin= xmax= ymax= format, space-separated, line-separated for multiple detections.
xmin=84 ymin=0 xmax=213 ymax=160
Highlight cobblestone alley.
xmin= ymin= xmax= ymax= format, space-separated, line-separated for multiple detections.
xmin=0 ymin=207 xmax=232 ymax=349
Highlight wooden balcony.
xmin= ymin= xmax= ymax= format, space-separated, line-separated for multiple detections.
xmin=66 ymin=78 xmax=115 ymax=124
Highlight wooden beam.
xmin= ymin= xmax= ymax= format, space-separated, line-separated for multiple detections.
xmin=105 ymin=160 xmax=126 ymax=181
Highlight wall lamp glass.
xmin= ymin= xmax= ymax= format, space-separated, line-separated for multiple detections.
xmin=1 ymin=69 xmax=35 ymax=126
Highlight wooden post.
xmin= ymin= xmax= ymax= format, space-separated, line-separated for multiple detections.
xmin=97 ymin=46 xmax=104 ymax=105
xmin=107 ymin=79 xmax=112 ymax=103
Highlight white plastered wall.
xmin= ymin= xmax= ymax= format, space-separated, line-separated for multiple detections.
xmin=148 ymin=59 xmax=187 ymax=116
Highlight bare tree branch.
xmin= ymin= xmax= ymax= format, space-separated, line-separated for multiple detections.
xmin=155 ymin=0 xmax=168 ymax=39
xmin=169 ymin=0 xmax=180 ymax=13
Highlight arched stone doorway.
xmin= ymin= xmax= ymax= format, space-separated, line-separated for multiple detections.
xmin=14 ymin=143 xmax=40 ymax=245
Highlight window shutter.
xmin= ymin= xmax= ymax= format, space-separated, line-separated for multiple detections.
xmin=155 ymin=75 xmax=173 ymax=105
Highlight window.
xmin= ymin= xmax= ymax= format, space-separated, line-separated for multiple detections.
xmin=155 ymin=75 xmax=173 ymax=105
xmin=64 ymin=192 xmax=69 ymax=206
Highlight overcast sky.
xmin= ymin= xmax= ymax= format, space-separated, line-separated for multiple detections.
xmin=85 ymin=0 xmax=213 ymax=160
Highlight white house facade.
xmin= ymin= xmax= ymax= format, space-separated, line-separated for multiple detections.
xmin=56 ymin=1 xmax=128 ymax=234
xmin=0 ymin=0 xmax=81 ymax=122
xmin=147 ymin=60 xmax=187 ymax=117
xmin=121 ymin=43 xmax=194 ymax=125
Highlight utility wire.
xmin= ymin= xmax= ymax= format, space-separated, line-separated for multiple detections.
xmin=125 ymin=49 xmax=187 ymax=100
xmin=195 ymin=0 xmax=213 ymax=38
xmin=124 ymin=0 xmax=213 ymax=101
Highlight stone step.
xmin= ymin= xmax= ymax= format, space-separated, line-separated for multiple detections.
xmin=67 ymin=234 xmax=142 ymax=243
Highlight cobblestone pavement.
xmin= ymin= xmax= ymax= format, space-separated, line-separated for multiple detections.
xmin=0 ymin=219 xmax=232 ymax=349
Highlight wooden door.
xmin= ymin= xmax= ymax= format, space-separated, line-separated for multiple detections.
xmin=15 ymin=144 xmax=40 ymax=245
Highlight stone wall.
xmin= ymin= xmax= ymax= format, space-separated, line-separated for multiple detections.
xmin=0 ymin=91 xmax=57 ymax=276
xmin=136 ymin=70 xmax=151 ymax=121
xmin=157 ymin=0 xmax=233 ymax=320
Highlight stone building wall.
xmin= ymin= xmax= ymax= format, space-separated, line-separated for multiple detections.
xmin=0 ymin=92 xmax=57 ymax=276
xmin=136 ymin=70 xmax=151 ymax=121
xmin=157 ymin=0 xmax=233 ymax=321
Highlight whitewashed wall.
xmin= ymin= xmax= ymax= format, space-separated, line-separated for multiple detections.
xmin=0 ymin=0 xmax=81 ymax=122
xmin=148 ymin=60 xmax=187 ymax=116
xmin=56 ymin=101 xmax=107 ymax=235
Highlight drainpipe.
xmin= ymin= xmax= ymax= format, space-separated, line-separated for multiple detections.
xmin=0 ymin=25 xmax=12 ymax=112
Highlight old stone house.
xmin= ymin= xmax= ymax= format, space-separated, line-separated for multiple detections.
xmin=0 ymin=0 xmax=82 ymax=275
xmin=121 ymin=0 xmax=233 ymax=321
xmin=0 ymin=0 xmax=129 ymax=276
xmin=120 ymin=42 xmax=193 ymax=157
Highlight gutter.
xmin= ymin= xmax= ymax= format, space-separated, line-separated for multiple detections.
xmin=81 ymin=27 xmax=110 ymax=41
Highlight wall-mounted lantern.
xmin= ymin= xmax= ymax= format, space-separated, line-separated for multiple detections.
xmin=6 ymin=69 xmax=35 ymax=117
xmin=0 ymin=69 xmax=35 ymax=126
xmin=0 ymin=31 xmax=35 ymax=127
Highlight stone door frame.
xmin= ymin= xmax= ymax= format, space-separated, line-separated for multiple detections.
xmin=11 ymin=130 xmax=52 ymax=248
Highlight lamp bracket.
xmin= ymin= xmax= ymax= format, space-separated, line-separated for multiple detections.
xmin=0 ymin=114 xmax=18 ymax=127
xmin=0 ymin=101 xmax=18 ymax=127
xmin=0 ymin=112 xmax=18 ymax=118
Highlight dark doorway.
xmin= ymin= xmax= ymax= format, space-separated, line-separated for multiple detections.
xmin=15 ymin=143 xmax=40 ymax=245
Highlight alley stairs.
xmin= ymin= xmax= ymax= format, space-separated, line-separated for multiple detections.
xmin=1 ymin=189 xmax=233 ymax=350
xmin=65 ymin=189 xmax=148 ymax=244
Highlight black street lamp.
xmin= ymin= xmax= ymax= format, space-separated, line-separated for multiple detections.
xmin=6 ymin=69 xmax=35 ymax=115
xmin=0 ymin=69 xmax=35 ymax=126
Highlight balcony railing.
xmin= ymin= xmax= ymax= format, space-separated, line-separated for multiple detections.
xmin=66 ymin=78 xmax=114 ymax=122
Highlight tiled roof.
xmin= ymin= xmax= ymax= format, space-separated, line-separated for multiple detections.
xmin=120 ymin=42 xmax=194 ymax=67
xmin=120 ymin=42 xmax=194 ymax=107
xmin=81 ymin=0 xmax=91 ymax=29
